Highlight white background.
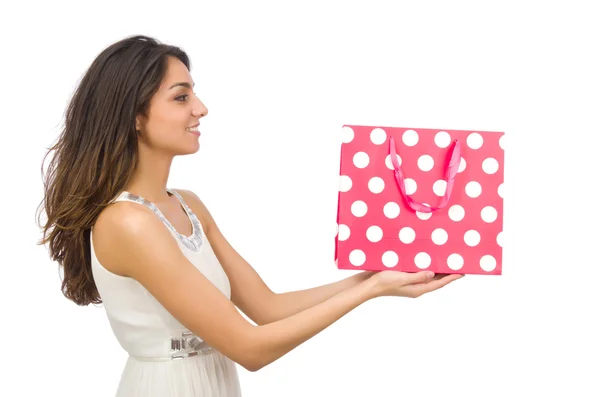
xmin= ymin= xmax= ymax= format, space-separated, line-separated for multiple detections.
xmin=1 ymin=0 xmax=599 ymax=396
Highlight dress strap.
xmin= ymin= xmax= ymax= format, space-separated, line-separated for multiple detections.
xmin=165 ymin=188 xmax=194 ymax=215
xmin=111 ymin=191 xmax=139 ymax=204
xmin=109 ymin=189 xmax=205 ymax=252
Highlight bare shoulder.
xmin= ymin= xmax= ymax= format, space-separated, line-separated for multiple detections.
xmin=95 ymin=200 xmax=156 ymax=235
xmin=92 ymin=201 xmax=174 ymax=277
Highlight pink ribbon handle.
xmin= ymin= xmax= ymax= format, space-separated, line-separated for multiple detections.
xmin=389 ymin=136 xmax=461 ymax=213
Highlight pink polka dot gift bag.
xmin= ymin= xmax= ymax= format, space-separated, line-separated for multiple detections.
xmin=334 ymin=125 xmax=504 ymax=275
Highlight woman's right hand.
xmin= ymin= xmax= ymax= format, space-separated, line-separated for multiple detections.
xmin=367 ymin=270 xmax=464 ymax=299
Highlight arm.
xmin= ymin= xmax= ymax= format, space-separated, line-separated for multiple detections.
xmin=176 ymin=189 xmax=372 ymax=325
xmin=265 ymin=272 xmax=374 ymax=323
xmin=93 ymin=204 xmax=380 ymax=372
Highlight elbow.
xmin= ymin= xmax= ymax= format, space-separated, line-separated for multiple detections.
xmin=242 ymin=361 xmax=263 ymax=372
xmin=245 ymin=290 xmax=282 ymax=326
xmin=219 ymin=321 xmax=276 ymax=372
xmin=237 ymin=355 xmax=265 ymax=372
xmin=238 ymin=347 xmax=269 ymax=372
xmin=245 ymin=296 xmax=280 ymax=326
xmin=236 ymin=333 xmax=273 ymax=372
xmin=251 ymin=315 xmax=272 ymax=327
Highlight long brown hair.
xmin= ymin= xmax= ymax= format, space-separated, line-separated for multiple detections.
xmin=37 ymin=35 xmax=191 ymax=306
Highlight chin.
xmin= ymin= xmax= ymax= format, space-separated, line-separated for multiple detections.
xmin=180 ymin=142 xmax=200 ymax=155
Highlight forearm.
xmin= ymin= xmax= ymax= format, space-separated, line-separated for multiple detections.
xmin=263 ymin=272 xmax=373 ymax=324
xmin=246 ymin=275 xmax=377 ymax=370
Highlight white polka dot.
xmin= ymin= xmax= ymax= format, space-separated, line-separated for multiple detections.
xmin=465 ymin=181 xmax=482 ymax=198
xmin=370 ymin=128 xmax=387 ymax=145
xmin=404 ymin=178 xmax=417 ymax=195
xmin=464 ymin=230 xmax=481 ymax=247
xmin=341 ymin=126 xmax=354 ymax=143
xmin=482 ymin=158 xmax=499 ymax=174
xmin=368 ymin=177 xmax=385 ymax=194
xmin=447 ymin=254 xmax=464 ymax=270
xmin=435 ymin=131 xmax=451 ymax=148
xmin=467 ymin=132 xmax=484 ymax=149
xmin=458 ymin=157 xmax=466 ymax=173
xmin=339 ymin=175 xmax=352 ymax=192
xmin=431 ymin=228 xmax=448 ymax=245
xmin=349 ymin=249 xmax=366 ymax=266
xmin=351 ymin=201 xmax=368 ymax=217
xmin=366 ymin=225 xmax=383 ymax=242
xmin=418 ymin=155 xmax=434 ymax=172
xmin=338 ymin=224 xmax=350 ymax=241
xmin=433 ymin=180 xmax=447 ymax=196
xmin=499 ymin=135 xmax=505 ymax=150
xmin=399 ymin=227 xmax=416 ymax=244
xmin=481 ymin=206 xmax=498 ymax=223
xmin=415 ymin=252 xmax=431 ymax=269
xmin=383 ymin=202 xmax=400 ymax=219
xmin=416 ymin=205 xmax=432 ymax=220
xmin=480 ymin=255 xmax=497 ymax=272
xmin=353 ymin=152 xmax=370 ymax=168
xmin=402 ymin=129 xmax=419 ymax=146
xmin=385 ymin=154 xmax=402 ymax=170
xmin=448 ymin=205 xmax=465 ymax=222
xmin=498 ymin=183 xmax=504 ymax=199
xmin=497 ymin=231 xmax=504 ymax=247
xmin=382 ymin=251 xmax=399 ymax=268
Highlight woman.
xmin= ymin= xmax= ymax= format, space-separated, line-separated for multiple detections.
xmin=38 ymin=35 xmax=462 ymax=396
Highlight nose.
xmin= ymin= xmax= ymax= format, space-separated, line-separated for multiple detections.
xmin=192 ymin=95 xmax=208 ymax=118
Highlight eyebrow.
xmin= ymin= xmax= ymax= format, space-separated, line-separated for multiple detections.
xmin=168 ymin=82 xmax=195 ymax=90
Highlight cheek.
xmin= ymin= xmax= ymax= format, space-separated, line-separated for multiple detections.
xmin=144 ymin=118 xmax=188 ymax=149
xmin=146 ymin=122 xmax=169 ymax=143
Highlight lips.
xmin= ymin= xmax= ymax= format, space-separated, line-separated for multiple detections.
xmin=186 ymin=124 xmax=200 ymax=136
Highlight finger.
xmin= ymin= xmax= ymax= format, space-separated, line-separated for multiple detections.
xmin=433 ymin=273 xmax=464 ymax=285
xmin=427 ymin=274 xmax=464 ymax=290
xmin=408 ymin=272 xmax=448 ymax=285
xmin=412 ymin=274 xmax=464 ymax=295
xmin=404 ymin=271 xmax=435 ymax=285
xmin=435 ymin=273 xmax=463 ymax=282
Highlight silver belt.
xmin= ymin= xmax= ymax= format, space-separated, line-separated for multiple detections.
xmin=170 ymin=330 xmax=213 ymax=360
xmin=130 ymin=331 xmax=214 ymax=362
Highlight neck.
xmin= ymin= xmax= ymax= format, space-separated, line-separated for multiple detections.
xmin=126 ymin=145 xmax=174 ymax=204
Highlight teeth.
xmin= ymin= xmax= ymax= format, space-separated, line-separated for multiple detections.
xmin=186 ymin=126 xmax=199 ymax=132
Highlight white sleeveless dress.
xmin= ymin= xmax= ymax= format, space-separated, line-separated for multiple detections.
xmin=90 ymin=188 xmax=242 ymax=396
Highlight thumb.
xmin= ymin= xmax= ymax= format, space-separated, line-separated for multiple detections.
xmin=405 ymin=271 xmax=435 ymax=285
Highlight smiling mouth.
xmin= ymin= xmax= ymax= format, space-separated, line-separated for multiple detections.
xmin=186 ymin=125 xmax=200 ymax=136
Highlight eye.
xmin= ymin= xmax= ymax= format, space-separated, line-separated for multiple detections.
xmin=175 ymin=94 xmax=189 ymax=102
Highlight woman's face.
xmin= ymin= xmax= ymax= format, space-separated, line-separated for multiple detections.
xmin=136 ymin=56 xmax=208 ymax=156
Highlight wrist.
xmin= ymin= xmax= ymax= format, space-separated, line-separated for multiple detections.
xmin=352 ymin=271 xmax=373 ymax=283
xmin=359 ymin=272 xmax=382 ymax=300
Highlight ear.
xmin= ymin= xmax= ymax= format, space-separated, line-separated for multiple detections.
xmin=135 ymin=114 xmax=144 ymax=133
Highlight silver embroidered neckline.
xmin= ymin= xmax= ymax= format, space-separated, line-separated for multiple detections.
xmin=116 ymin=188 xmax=204 ymax=252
